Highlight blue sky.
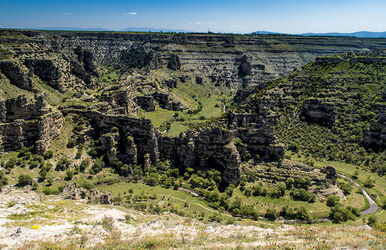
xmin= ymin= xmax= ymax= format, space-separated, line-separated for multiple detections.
xmin=0 ymin=0 xmax=385 ymax=33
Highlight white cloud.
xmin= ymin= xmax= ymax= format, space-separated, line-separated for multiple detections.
xmin=63 ymin=12 xmax=72 ymax=16
xmin=189 ymin=21 xmax=215 ymax=25
xmin=123 ymin=12 xmax=137 ymax=16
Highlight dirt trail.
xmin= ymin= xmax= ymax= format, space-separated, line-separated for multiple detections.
xmin=337 ymin=174 xmax=378 ymax=215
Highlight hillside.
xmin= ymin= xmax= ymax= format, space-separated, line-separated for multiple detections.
xmin=0 ymin=29 xmax=385 ymax=248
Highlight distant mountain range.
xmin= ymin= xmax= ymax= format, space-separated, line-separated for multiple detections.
xmin=31 ymin=27 xmax=111 ymax=31
xmin=252 ymin=31 xmax=386 ymax=38
xmin=120 ymin=27 xmax=190 ymax=33
xmin=3 ymin=26 xmax=386 ymax=38
xmin=20 ymin=26 xmax=190 ymax=33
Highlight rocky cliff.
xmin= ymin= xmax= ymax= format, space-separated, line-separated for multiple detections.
xmin=1 ymin=29 xmax=384 ymax=92
xmin=0 ymin=95 xmax=63 ymax=154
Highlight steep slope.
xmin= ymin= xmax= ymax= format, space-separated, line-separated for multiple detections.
xmin=238 ymin=52 xmax=385 ymax=175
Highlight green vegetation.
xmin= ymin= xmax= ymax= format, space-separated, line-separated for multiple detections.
xmin=243 ymin=53 xmax=385 ymax=176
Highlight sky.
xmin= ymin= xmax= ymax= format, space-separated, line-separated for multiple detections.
xmin=0 ymin=0 xmax=385 ymax=33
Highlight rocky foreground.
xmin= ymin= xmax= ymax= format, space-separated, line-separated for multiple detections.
xmin=0 ymin=186 xmax=384 ymax=249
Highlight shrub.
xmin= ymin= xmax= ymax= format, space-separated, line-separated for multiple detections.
xmin=288 ymin=142 xmax=300 ymax=152
xmin=67 ymin=139 xmax=77 ymax=148
xmin=338 ymin=181 xmax=352 ymax=195
xmin=291 ymin=188 xmax=315 ymax=202
xmin=285 ymin=177 xmax=295 ymax=190
xmin=39 ymin=169 xmax=47 ymax=179
xmin=326 ymin=195 xmax=340 ymax=207
xmin=277 ymin=182 xmax=286 ymax=196
xmin=79 ymin=159 xmax=89 ymax=172
xmin=18 ymin=146 xmax=33 ymax=158
xmin=294 ymin=177 xmax=311 ymax=189
xmin=18 ymin=174 xmax=33 ymax=186
xmin=56 ymin=158 xmax=71 ymax=171
xmin=5 ymin=158 xmax=17 ymax=169
xmin=0 ymin=171 xmax=9 ymax=190
xmin=368 ymin=215 xmax=377 ymax=226
xmin=144 ymin=173 xmax=159 ymax=186
xmin=364 ymin=176 xmax=375 ymax=188
xmin=295 ymin=206 xmax=312 ymax=222
xmin=44 ymin=150 xmax=54 ymax=159
xmin=265 ymin=208 xmax=278 ymax=220
xmin=42 ymin=187 xmax=61 ymax=195
xmin=329 ymin=205 xmax=356 ymax=223
xmin=90 ymin=157 xmax=105 ymax=174
xmin=65 ymin=170 xmax=74 ymax=180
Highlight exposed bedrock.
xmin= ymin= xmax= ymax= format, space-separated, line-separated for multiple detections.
xmin=68 ymin=107 xmax=283 ymax=184
xmin=134 ymin=96 xmax=155 ymax=112
xmin=0 ymin=60 xmax=34 ymax=90
xmin=0 ymin=95 xmax=63 ymax=154
xmin=167 ymin=54 xmax=181 ymax=70
xmin=10 ymin=30 xmax=378 ymax=90
xmin=301 ymin=99 xmax=336 ymax=127
xmin=24 ymin=59 xmax=63 ymax=90
xmin=152 ymin=92 xmax=186 ymax=111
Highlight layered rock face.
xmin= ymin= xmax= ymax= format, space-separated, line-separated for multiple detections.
xmin=0 ymin=60 xmax=34 ymax=90
xmin=301 ymin=99 xmax=336 ymax=127
xmin=6 ymin=30 xmax=381 ymax=90
xmin=0 ymin=95 xmax=63 ymax=153
xmin=67 ymin=106 xmax=282 ymax=184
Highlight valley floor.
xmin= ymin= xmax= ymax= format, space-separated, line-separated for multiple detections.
xmin=0 ymin=186 xmax=385 ymax=249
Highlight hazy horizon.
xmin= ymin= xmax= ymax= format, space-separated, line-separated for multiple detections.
xmin=1 ymin=0 xmax=385 ymax=34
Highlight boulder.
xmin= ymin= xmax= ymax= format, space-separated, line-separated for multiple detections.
xmin=238 ymin=55 xmax=252 ymax=77
xmin=167 ymin=54 xmax=181 ymax=70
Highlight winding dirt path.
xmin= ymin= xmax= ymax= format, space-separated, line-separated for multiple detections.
xmin=337 ymin=174 xmax=378 ymax=215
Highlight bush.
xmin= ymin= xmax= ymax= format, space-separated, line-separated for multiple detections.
xmin=79 ymin=160 xmax=89 ymax=172
xmin=67 ymin=139 xmax=77 ymax=148
xmin=18 ymin=174 xmax=33 ymax=186
xmin=295 ymin=206 xmax=312 ymax=222
xmin=329 ymin=205 xmax=356 ymax=223
xmin=65 ymin=170 xmax=74 ymax=180
xmin=90 ymin=157 xmax=105 ymax=174
xmin=42 ymin=187 xmax=61 ymax=195
xmin=265 ymin=208 xmax=278 ymax=220
xmin=294 ymin=177 xmax=311 ymax=189
xmin=5 ymin=158 xmax=17 ymax=169
xmin=0 ymin=171 xmax=9 ymax=190
xmin=338 ymin=181 xmax=353 ymax=195
xmin=81 ymin=181 xmax=95 ymax=190
xmin=291 ymin=188 xmax=316 ymax=202
xmin=288 ymin=142 xmax=300 ymax=153
xmin=144 ymin=173 xmax=159 ymax=186
xmin=368 ymin=216 xmax=377 ymax=226
xmin=285 ymin=177 xmax=295 ymax=190
xmin=364 ymin=176 xmax=375 ymax=188
xmin=326 ymin=195 xmax=340 ymax=207
xmin=44 ymin=150 xmax=54 ymax=159
xmin=56 ymin=157 xmax=71 ymax=171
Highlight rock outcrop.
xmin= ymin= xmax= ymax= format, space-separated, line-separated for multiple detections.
xmin=152 ymin=92 xmax=186 ymax=111
xmin=301 ymin=99 xmax=336 ymax=127
xmin=3 ymin=29 xmax=378 ymax=90
xmin=0 ymin=60 xmax=34 ymax=90
xmin=24 ymin=59 xmax=63 ymax=90
xmin=134 ymin=96 xmax=155 ymax=111
xmin=63 ymin=182 xmax=113 ymax=205
xmin=0 ymin=95 xmax=62 ymax=154
xmin=167 ymin=54 xmax=181 ymax=70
